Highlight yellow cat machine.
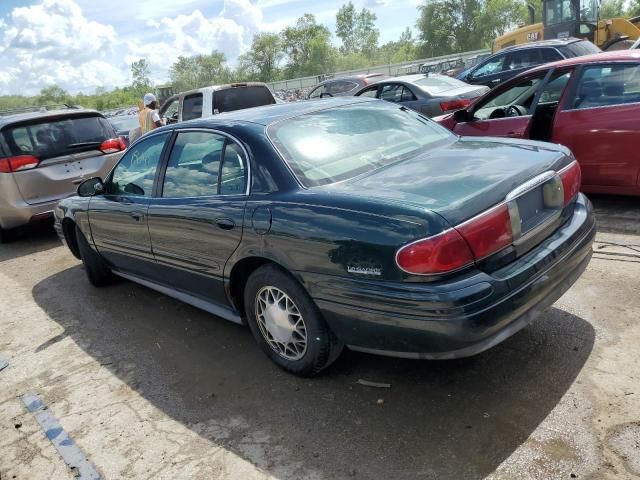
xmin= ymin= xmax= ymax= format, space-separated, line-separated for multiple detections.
xmin=494 ymin=0 xmax=640 ymax=52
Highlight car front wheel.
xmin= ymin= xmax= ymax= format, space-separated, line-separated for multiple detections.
xmin=244 ymin=264 xmax=343 ymax=376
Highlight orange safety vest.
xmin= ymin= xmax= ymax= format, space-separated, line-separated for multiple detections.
xmin=139 ymin=107 xmax=156 ymax=134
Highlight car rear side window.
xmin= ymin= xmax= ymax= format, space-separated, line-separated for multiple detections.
xmin=572 ymin=64 xmax=640 ymax=109
xmin=2 ymin=115 xmax=115 ymax=160
xmin=182 ymin=94 xmax=203 ymax=121
xmin=563 ymin=40 xmax=602 ymax=57
xmin=379 ymin=84 xmax=416 ymax=102
xmin=268 ymin=101 xmax=453 ymax=187
xmin=213 ymin=86 xmax=275 ymax=114
xmin=162 ymin=131 xmax=225 ymax=197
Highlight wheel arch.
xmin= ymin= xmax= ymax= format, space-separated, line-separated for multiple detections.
xmin=61 ymin=217 xmax=81 ymax=259
xmin=227 ymin=255 xmax=308 ymax=318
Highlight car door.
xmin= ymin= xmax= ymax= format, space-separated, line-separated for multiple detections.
xmin=553 ymin=63 xmax=640 ymax=188
xmin=146 ymin=130 xmax=248 ymax=305
xmin=452 ymin=71 xmax=548 ymax=138
xmin=89 ymin=131 xmax=170 ymax=276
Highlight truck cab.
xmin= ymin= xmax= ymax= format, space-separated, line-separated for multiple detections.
xmin=159 ymin=83 xmax=276 ymax=125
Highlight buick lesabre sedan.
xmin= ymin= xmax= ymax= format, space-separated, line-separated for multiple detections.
xmin=55 ymin=98 xmax=595 ymax=376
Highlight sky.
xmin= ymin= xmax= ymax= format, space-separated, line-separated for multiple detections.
xmin=0 ymin=0 xmax=423 ymax=96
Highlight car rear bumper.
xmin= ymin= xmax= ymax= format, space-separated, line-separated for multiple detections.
xmin=0 ymin=174 xmax=58 ymax=229
xmin=303 ymin=193 xmax=595 ymax=359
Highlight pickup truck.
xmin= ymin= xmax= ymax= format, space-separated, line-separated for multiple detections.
xmin=159 ymin=82 xmax=277 ymax=124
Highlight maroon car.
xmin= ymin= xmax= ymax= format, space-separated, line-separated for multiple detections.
xmin=436 ymin=50 xmax=640 ymax=196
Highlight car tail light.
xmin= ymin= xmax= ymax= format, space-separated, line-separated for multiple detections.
xmin=0 ymin=155 xmax=40 ymax=173
xmin=559 ymin=161 xmax=581 ymax=205
xmin=456 ymin=204 xmax=513 ymax=260
xmin=396 ymin=203 xmax=514 ymax=275
xmin=100 ymin=137 xmax=127 ymax=154
xmin=440 ymin=99 xmax=472 ymax=112
xmin=395 ymin=229 xmax=475 ymax=275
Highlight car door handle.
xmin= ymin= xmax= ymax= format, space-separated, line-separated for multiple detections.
xmin=130 ymin=211 xmax=144 ymax=221
xmin=215 ymin=218 xmax=235 ymax=230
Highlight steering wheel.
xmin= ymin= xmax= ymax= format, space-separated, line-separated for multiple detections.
xmin=506 ymin=105 xmax=525 ymax=117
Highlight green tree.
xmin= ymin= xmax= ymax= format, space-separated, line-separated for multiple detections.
xmin=38 ymin=85 xmax=70 ymax=104
xmin=131 ymin=59 xmax=152 ymax=95
xmin=237 ymin=33 xmax=283 ymax=82
xmin=479 ymin=0 xmax=528 ymax=43
xmin=599 ymin=0 xmax=626 ymax=18
xmin=169 ymin=51 xmax=231 ymax=92
xmin=629 ymin=0 xmax=640 ymax=17
xmin=377 ymin=27 xmax=416 ymax=64
xmin=282 ymin=14 xmax=335 ymax=77
xmin=336 ymin=2 xmax=380 ymax=56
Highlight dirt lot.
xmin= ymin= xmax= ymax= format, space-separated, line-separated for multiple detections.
xmin=1 ymin=195 xmax=639 ymax=480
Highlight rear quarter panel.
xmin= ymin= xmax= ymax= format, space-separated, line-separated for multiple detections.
xmin=227 ymin=191 xmax=452 ymax=284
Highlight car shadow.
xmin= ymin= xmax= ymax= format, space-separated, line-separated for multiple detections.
xmin=589 ymin=194 xmax=640 ymax=236
xmin=0 ymin=221 xmax=60 ymax=263
xmin=32 ymin=266 xmax=595 ymax=480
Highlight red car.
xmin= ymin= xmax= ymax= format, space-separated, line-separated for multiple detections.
xmin=436 ymin=50 xmax=640 ymax=196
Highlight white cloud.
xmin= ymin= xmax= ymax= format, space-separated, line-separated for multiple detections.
xmin=0 ymin=0 xmax=265 ymax=95
xmin=126 ymin=0 xmax=263 ymax=81
xmin=0 ymin=0 xmax=121 ymax=95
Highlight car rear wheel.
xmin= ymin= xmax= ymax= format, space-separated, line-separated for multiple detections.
xmin=244 ymin=264 xmax=343 ymax=376
xmin=76 ymin=226 xmax=113 ymax=287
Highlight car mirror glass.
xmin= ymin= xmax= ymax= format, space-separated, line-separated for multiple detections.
xmin=77 ymin=177 xmax=104 ymax=197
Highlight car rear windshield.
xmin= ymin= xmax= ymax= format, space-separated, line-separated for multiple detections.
xmin=413 ymin=75 xmax=467 ymax=93
xmin=2 ymin=114 xmax=116 ymax=160
xmin=109 ymin=115 xmax=139 ymax=132
xmin=267 ymin=101 xmax=453 ymax=187
xmin=213 ymin=86 xmax=276 ymax=114
xmin=564 ymin=40 xmax=601 ymax=57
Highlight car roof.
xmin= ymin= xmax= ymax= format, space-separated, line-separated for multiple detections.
xmin=527 ymin=49 xmax=640 ymax=72
xmin=0 ymin=108 xmax=103 ymax=129
xmin=316 ymin=74 xmax=384 ymax=85
xmin=159 ymin=97 xmax=377 ymax=129
xmin=501 ymin=37 xmax=585 ymax=51
xmin=176 ymin=82 xmax=271 ymax=97
xmin=386 ymin=73 xmax=457 ymax=84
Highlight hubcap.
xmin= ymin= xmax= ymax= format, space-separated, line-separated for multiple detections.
xmin=255 ymin=286 xmax=307 ymax=361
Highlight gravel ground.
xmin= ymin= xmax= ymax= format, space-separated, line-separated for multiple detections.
xmin=0 ymin=195 xmax=639 ymax=480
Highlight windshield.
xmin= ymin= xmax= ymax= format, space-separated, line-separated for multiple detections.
xmin=109 ymin=115 xmax=139 ymax=132
xmin=413 ymin=75 xmax=468 ymax=94
xmin=2 ymin=114 xmax=116 ymax=160
xmin=267 ymin=101 xmax=453 ymax=187
xmin=545 ymin=0 xmax=596 ymax=25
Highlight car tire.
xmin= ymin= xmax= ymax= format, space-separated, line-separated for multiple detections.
xmin=244 ymin=264 xmax=344 ymax=376
xmin=0 ymin=227 xmax=6 ymax=244
xmin=76 ymin=225 xmax=113 ymax=287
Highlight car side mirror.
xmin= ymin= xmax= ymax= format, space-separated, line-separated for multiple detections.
xmin=453 ymin=108 xmax=470 ymax=123
xmin=77 ymin=177 xmax=104 ymax=197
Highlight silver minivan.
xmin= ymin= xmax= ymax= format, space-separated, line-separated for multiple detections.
xmin=0 ymin=107 xmax=125 ymax=241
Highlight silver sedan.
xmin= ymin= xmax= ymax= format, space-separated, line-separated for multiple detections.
xmin=354 ymin=74 xmax=489 ymax=117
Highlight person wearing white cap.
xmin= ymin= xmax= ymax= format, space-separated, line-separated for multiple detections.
xmin=138 ymin=93 xmax=163 ymax=135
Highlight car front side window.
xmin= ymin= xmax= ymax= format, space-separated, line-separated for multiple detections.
xmin=109 ymin=133 xmax=169 ymax=197
xmin=472 ymin=54 xmax=506 ymax=78
xmin=473 ymin=74 xmax=545 ymax=120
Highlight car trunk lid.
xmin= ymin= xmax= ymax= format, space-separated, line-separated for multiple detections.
xmin=343 ymin=137 xmax=572 ymax=224
xmin=337 ymin=137 xmax=577 ymax=269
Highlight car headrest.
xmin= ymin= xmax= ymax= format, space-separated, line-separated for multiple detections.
xmin=602 ymin=74 xmax=624 ymax=97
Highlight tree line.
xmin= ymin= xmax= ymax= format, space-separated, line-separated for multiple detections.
xmin=1 ymin=0 xmax=638 ymax=111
